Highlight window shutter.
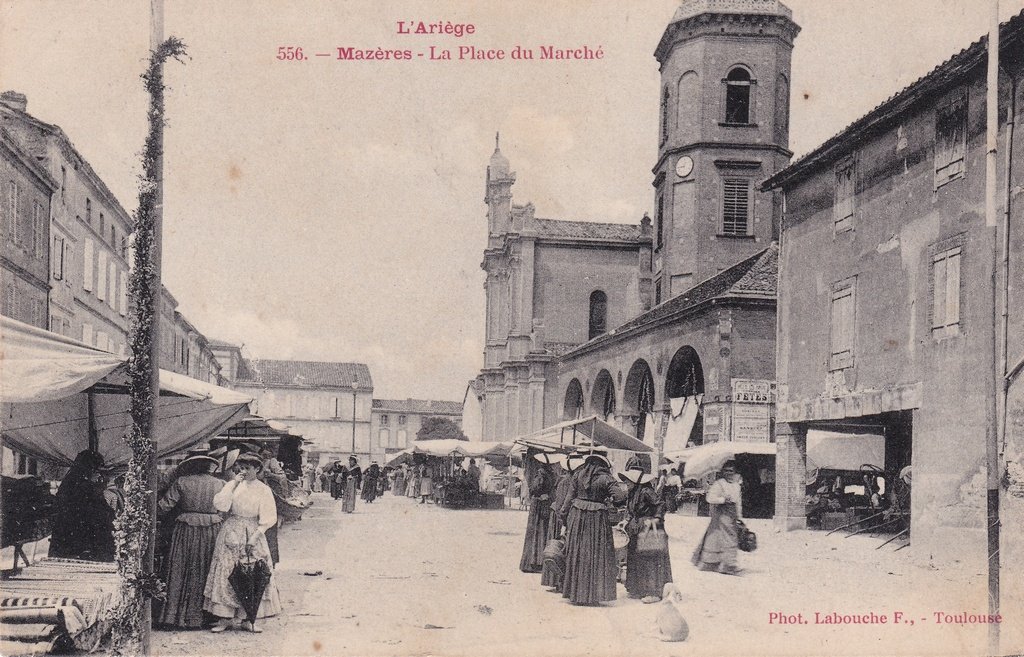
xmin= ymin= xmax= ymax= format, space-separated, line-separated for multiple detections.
xmin=82 ymin=322 xmax=93 ymax=345
xmin=107 ymin=260 xmax=117 ymax=309
xmin=722 ymin=178 xmax=750 ymax=235
xmin=96 ymin=250 xmax=107 ymax=301
xmin=52 ymin=236 xmax=64 ymax=279
xmin=120 ymin=272 xmax=128 ymax=316
xmin=83 ymin=239 xmax=94 ymax=292
xmin=945 ymin=252 xmax=960 ymax=326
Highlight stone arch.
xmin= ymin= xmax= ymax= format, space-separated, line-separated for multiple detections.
xmin=590 ymin=369 xmax=616 ymax=421
xmin=665 ymin=346 xmax=705 ymax=445
xmin=563 ymin=378 xmax=584 ymax=420
xmin=723 ymin=64 xmax=755 ymax=124
xmin=623 ymin=359 xmax=656 ymax=442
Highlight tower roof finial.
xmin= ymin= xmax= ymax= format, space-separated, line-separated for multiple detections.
xmin=495 ymin=132 xmax=500 ymax=150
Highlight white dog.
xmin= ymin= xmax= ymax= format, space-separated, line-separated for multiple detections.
xmin=654 ymin=582 xmax=689 ymax=642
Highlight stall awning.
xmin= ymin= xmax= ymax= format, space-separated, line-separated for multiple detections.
xmin=806 ymin=429 xmax=885 ymax=471
xmin=0 ymin=316 xmax=125 ymax=402
xmin=672 ymin=441 xmax=777 ymax=480
xmin=516 ymin=416 xmax=652 ymax=452
xmin=0 ymin=316 xmax=253 ymax=467
xmin=385 ymin=440 xmax=513 ymax=467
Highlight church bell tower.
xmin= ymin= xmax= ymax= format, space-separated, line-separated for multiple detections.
xmin=651 ymin=0 xmax=799 ymax=302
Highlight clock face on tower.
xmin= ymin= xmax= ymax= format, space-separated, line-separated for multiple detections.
xmin=675 ymin=156 xmax=694 ymax=179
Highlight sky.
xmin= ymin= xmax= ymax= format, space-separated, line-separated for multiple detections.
xmin=2 ymin=0 xmax=1022 ymax=402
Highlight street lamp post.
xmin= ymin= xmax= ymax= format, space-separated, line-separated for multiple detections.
xmin=351 ymin=380 xmax=359 ymax=455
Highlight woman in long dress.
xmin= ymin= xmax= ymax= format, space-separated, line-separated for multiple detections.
xmin=418 ymin=463 xmax=433 ymax=504
xmin=362 ymin=463 xmax=381 ymax=503
xmin=393 ymin=466 xmax=406 ymax=496
xmin=49 ymin=450 xmax=115 ymax=562
xmin=558 ymin=451 xmax=627 ymax=605
xmin=621 ymin=469 xmax=673 ymax=602
xmin=541 ymin=454 xmax=582 ymax=591
xmin=520 ymin=451 xmax=557 ymax=573
xmin=343 ymin=456 xmax=362 ymax=513
xmin=156 ymin=453 xmax=224 ymax=628
xmin=692 ymin=460 xmax=742 ymax=575
xmin=205 ymin=454 xmax=282 ymax=632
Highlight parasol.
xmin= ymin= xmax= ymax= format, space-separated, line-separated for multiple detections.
xmin=680 ymin=441 xmax=776 ymax=480
xmin=227 ymin=532 xmax=272 ymax=623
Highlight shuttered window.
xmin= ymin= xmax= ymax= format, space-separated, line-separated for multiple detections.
xmin=931 ymin=247 xmax=962 ymax=338
xmin=7 ymin=181 xmax=19 ymax=244
xmin=935 ymin=92 xmax=967 ymax=188
xmin=829 ymin=279 xmax=856 ymax=370
xmin=834 ymin=161 xmax=855 ymax=233
xmin=722 ymin=178 xmax=750 ymax=236
xmin=32 ymin=201 xmax=45 ymax=258
xmin=83 ymin=239 xmax=94 ymax=292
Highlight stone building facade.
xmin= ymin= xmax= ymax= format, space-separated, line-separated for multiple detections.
xmin=1 ymin=91 xmax=222 ymax=384
xmin=212 ymin=344 xmax=374 ymax=465
xmin=1 ymin=91 xmax=133 ymax=352
xmin=473 ymin=0 xmax=797 ymax=466
xmin=1 ymin=126 xmax=55 ymax=329
xmin=473 ymin=140 xmax=653 ymax=441
xmin=763 ymin=13 xmax=1024 ymax=573
xmin=372 ymin=399 xmax=464 ymax=461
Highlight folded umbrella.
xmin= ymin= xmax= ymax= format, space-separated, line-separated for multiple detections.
xmin=227 ymin=532 xmax=272 ymax=623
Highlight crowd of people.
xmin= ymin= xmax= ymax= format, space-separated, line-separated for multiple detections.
xmin=518 ymin=446 xmax=747 ymax=607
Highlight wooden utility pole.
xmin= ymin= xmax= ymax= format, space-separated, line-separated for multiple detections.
xmin=142 ymin=1 xmax=164 ymax=652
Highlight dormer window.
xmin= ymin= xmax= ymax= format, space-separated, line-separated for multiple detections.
xmin=724 ymin=67 xmax=753 ymax=125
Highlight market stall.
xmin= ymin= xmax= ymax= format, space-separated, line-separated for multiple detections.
xmin=0 ymin=317 xmax=254 ymax=653
xmin=386 ymin=440 xmax=514 ymax=508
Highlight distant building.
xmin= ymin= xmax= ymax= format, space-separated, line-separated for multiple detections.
xmin=212 ymin=344 xmax=374 ymax=464
xmin=763 ymin=13 xmax=1024 ymax=569
xmin=1 ymin=125 xmax=55 ymax=329
xmin=158 ymin=286 xmax=221 ymax=384
xmin=372 ymin=399 xmax=464 ymax=459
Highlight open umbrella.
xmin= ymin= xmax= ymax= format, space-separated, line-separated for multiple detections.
xmin=681 ymin=441 xmax=776 ymax=480
xmin=227 ymin=533 xmax=272 ymax=623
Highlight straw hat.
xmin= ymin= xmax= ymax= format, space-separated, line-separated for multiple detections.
xmin=179 ymin=452 xmax=219 ymax=469
xmin=235 ymin=453 xmax=264 ymax=470
xmin=565 ymin=454 xmax=586 ymax=472
xmin=618 ymin=469 xmax=656 ymax=486
xmin=582 ymin=452 xmax=611 ymax=468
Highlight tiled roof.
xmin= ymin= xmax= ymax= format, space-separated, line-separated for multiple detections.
xmin=208 ymin=339 xmax=239 ymax=348
xmin=764 ymin=10 xmax=1024 ymax=190
xmin=235 ymin=358 xmax=372 ymax=390
xmin=372 ymin=399 xmax=464 ymax=415
xmin=533 ymin=218 xmax=644 ymax=242
xmin=561 ymin=244 xmax=777 ymax=358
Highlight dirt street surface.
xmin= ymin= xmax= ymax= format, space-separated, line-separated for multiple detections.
xmin=152 ymin=492 xmax=1015 ymax=657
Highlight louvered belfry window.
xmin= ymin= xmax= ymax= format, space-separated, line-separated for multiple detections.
xmin=722 ymin=178 xmax=750 ymax=236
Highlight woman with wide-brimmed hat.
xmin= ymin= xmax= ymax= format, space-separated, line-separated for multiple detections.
xmin=156 ymin=450 xmax=225 ymax=628
xmin=519 ymin=449 xmax=559 ymax=573
xmin=620 ymin=468 xmax=673 ymax=602
xmin=204 ymin=453 xmax=282 ymax=632
xmin=558 ymin=448 xmax=627 ymax=605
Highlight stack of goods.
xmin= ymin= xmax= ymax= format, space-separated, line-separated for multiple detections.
xmin=1 ymin=558 xmax=119 ymax=654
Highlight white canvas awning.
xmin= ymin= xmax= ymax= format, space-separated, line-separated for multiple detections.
xmin=517 ymin=416 xmax=653 ymax=453
xmin=806 ymin=429 xmax=886 ymax=471
xmin=0 ymin=316 xmax=253 ymax=467
xmin=673 ymin=441 xmax=777 ymax=480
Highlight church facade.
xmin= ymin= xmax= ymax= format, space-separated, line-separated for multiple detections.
xmin=473 ymin=0 xmax=799 ymax=469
